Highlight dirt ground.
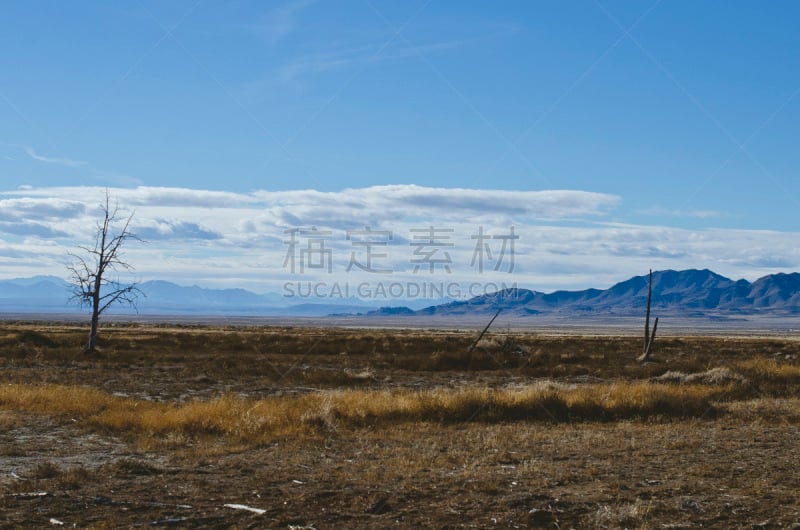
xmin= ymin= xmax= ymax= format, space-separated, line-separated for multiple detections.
xmin=1 ymin=323 xmax=799 ymax=528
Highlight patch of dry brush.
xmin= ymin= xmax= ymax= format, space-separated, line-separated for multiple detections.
xmin=0 ymin=381 xmax=725 ymax=447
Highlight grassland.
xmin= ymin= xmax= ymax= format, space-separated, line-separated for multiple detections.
xmin=1 ymin=322 xmax=799 ymax=528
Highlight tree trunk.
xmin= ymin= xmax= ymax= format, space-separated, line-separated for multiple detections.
xmin=88 ymin=274 xmax=102 ymax=352
xmin=88 ymin=311 xmax=99 ymax=351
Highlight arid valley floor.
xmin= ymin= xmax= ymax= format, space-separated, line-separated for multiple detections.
xmin=1 ymin=322 xmax=799 ymax=528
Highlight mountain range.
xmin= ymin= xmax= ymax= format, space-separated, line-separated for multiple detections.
xmin=1 ymin=269 xmax=799 ymax=317
xmin=0 ymin=276 xmax=390 ymax=317
xmin=410 ymin=269 xmax=800 ymax=317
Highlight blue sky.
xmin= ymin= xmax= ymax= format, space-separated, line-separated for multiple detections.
xmin=1 ymin=1 xmax=799 ymax=296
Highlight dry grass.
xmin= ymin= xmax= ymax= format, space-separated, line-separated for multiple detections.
xmin=3 ymin=324 xmax=800 ymax=385
xmin=2 ymin=325 xmax=798 ymax=446
xmin=734 ymin=357 xmax=800 ymax=382
xmin=0 ymin=380 xmax=724 ymax=447
xmin=721 ymin=397 xmax=800 ymax=423
xmin=2 ymin=324 xmax=800 ymax=528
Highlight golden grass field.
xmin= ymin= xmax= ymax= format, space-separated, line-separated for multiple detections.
xmin=1 ymin=322 xmax=799 ymax=528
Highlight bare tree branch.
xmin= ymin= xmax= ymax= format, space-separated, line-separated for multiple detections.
xmin=67 ymin=190 xmax=145 ymax=352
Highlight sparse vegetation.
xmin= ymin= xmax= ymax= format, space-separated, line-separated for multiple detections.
xmin=0 ymin=380 xmax=728 ymax=445
xmin=1 ymin=323 xmax=799 ymax=527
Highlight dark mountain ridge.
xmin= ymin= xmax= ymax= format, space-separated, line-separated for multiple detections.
xmin=415 ymin=269 xmax=800 ymax=316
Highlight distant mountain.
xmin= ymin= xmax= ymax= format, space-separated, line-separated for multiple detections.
xmin=1 ymin=275 xmax=69 ymax=288
xmin=0 ymin=277 xmax=74 ymax=312
xmin=137 ymin=281 xmax=287 ymax=312
xmin=414 ymin=269 xmax=800 ymax=317
xmin=0 ymin=277 xmax=383 ymax=317
xmin=2 ymin=269 xmax=800 ymax=318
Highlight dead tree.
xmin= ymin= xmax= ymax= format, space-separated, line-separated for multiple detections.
xmin=637 ymin=269 xmax=658 ymax=363
xmin=67 ymin=192 xmax=144 ymax=351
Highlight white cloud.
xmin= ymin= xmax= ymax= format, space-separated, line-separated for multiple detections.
xmin=0 ymin=221 xmax=70 ymax=238
xmin=4 ymin=186 xmax=257 ymax=209
xmin=1 ymin=143 xmax=87 ymax=167
xmin=252 ymin=185 xmax=619 ymax=227
xmin=20 ymin=145 xmax=87 ymax=168
xmin=0 ymin=198 xmax=86 ymax=219
xmin=135 ymin=219 xmax=223 ymax=241
xmin=0 ymin=185 xmax=797 ymax=294
xmin=3 ymin=185 xmax=618 ymax=226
